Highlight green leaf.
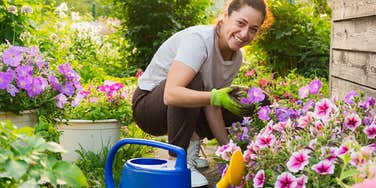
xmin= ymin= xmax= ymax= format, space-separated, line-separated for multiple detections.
xmin=18 ymin=179 xmax=38 ymax=188
xmin=5 ymin=159 xmax=28 ymax=179
xmin=53 ymin=161 xmax=88 ymax=187
xmin=340 ymin=169 xmax=360 ymax=180
xmin=46 ymin=142 xmax=66 ymax=153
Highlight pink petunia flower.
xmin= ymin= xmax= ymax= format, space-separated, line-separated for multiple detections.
xmin=336 ymin=145 xmax=349 ymax=156
xmin=296 ymin=114 xmax=313 ymax=129
xmin=286 ymin=150 xmax=310 ymax=172
xmin=253 ymin=170 xmax=265 ymax=188
xmin=244 ymin=143 xmax=257 ymax=164
xmin=259 ymin=78 xmax=268 ymax=88
xmin=350 ymin=152 xmax=366 ymax=167
xmin=215 ymin=140 xmax=241 ymax=161
xmin=321 ymin=146 xmax=338 ymax=163
xmin=244 ymin=68 xmax=255 ymax=77
xmin=299 ymin=85 xmax=310 ymax=99
xmin=255 ymin=133 xmax=275 ymax=148
xmin=273 ymin=120 xmax=290 ymax=132
xmin=296 ymin=175 xmax=308 ymax=188
xmin=314 ymin=98 xmax=337 ymax=120
xmin=275 ymin=172 xmax=297 ymax=188
xmin=308 ymin=139 xmax=317 ymax=150
xmin=364 ymin=124 xmax=376 ymax=139
xmin=352 ymin=179 xmax=376 ymax=188
xmin=245 ymin=171 xmax=254 ymax=181
xmin=344 ymin=113 xmax=361 ymax=131
xmin=311 ymin=160 xmax=335 ymax=175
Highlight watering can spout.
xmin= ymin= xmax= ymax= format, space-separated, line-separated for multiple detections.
xmin=215 ymin=150 xmax=245 ymax=188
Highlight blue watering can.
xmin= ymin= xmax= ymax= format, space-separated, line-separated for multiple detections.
xmin=105 ymin=138 xmax=191 ymax=188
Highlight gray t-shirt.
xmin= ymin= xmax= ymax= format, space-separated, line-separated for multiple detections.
xmin=138 ymin=25 xmax=243 ymax=91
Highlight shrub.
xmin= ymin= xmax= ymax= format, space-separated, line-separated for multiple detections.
xmin=0 ymin=121 xmax=88 ymax=187
xmin=113 ymin=0 xmax=214 ymax=70
xmin=249 ymin=0 xmax=331 ymax=78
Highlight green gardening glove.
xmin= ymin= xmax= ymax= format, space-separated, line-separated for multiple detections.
xmin=210 ymin=87 xmax=249 ymax=116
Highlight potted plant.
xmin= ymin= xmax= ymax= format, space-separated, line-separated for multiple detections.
xmin=56 ymin=80 xmax=133 ymax=161
xmin=0 ymin=44 xmax=81 ymax=128
xmin=215 ymin=80 xmax=376 ymax=187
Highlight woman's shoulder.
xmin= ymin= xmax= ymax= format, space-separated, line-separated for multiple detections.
xmin=176 ymin=25 xmax=215 ymax=38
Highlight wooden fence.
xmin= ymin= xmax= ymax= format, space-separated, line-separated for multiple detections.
xmin=329 ymin=0 xmax=376 ymax=99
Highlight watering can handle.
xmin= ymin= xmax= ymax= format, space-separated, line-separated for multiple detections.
xmin=105 ymin=138 xmax=187 ymax=188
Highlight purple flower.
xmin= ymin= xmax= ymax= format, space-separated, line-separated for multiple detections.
xmin=311 ymin=160 xmax=334 ymax=175
xmin=367 ymin=97 xmax=375 ymax=106
xmin=258 ymin=106 xmax=271 ymax=121
xmin=253 ymin=170 xmax=265 ymax=188
xmin=25 ymin=77 xmax=44 ymax=98
xmin=16 ymin=76 xmax=32 ymax=89
xmin=276 ymin=107 xmax=290 ymax=122
xmin=244 ymin=87 xmax=265 ymax=104
xmin=275 ymin=172 xmax=297 ymax=188
xmin=241 ymin=117 xmax=251 ymax=126
xmin=61 ymin=82 xmax=75 ymax=96
xmin=286 ymin=150 xmax=310 ymax=173
xmin=7 ymin=84 xmax=19 ymax=96
xmin=58 ymin=63 xmax=80 ymax=82
xmin=48 ymin=74 xmax=62 ymax=91
xmin=71 ymin=93 xmax=84 ymax=107
xmin=363 ymin=113 xmax=373 ymax=126
xmin=308 ymin=79 xmax=322 ymax=94
xmin=15 ymin=65 xmax=33 ymax=77
xmin=302 ymin=99 xmax=315 ymax=113
xmin=0 ymin=71 xmax=13 ymax=89
xmin=55 ymin=93 xmax=67 ymax=108
xmin=344 ymin=90 xmax=358 ymax=105
xmin=344 ymin=113 xmax=361 ymax=131
xmin=364 ymin=124 xmax=376 ymax=139
xmin=298 ymin=85 xmax=310 ymax=99
xmin=2 ymin=46 xmax=24 ymax=67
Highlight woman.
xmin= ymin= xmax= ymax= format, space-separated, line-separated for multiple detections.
xmin=132 ymin=0 xmax=269 ymax=186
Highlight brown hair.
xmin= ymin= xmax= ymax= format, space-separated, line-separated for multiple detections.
xmin=216 ymin=0 xmax=274 ymax=34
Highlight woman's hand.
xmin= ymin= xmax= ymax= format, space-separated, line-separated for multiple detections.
xmin=210 ymin=87 xmax=249 ymax=116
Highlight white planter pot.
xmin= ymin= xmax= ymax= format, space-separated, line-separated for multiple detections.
xmin=0 ymin=110 xmax=38 ymax=128
xmin=57 ymin=119 xmax=120 ymax=162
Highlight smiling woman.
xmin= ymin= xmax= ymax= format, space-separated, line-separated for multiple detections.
xmin=131 ymin=0 xmax=271 ymax=187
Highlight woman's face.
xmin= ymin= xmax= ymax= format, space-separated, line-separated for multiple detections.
xmin=221 ymin=5 xmax=264 ymax=51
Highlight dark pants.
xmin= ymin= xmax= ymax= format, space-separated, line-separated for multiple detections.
xmin=131 ymin=74 xmax=242 ymax=151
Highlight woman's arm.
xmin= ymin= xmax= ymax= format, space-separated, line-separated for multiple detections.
xmin=204 ymin=105 xmax=228 ymax=145
xmin=164 ymin=60 xmax=211 ymax=107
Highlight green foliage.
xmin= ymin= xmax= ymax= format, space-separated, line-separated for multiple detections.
xmin=20 ymin=3 xmax=132 ymax=82
xmin=249 ymin=0 xmax=331 ymax=78
xmin=0 ymin=121 xmax=88 ymax=187
xmin=113 ymin=0 xmax=215 ymax=70
xmin=75 ymin=122 xmax=152 ymax=187
xmin=0 ymin=0 xmax=39 ymax=45
xmin=55 ymin=0 xmax=115 ymax=18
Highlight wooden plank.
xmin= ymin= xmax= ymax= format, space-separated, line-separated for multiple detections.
xmin=332 ymin=17 xmax=376 ymax=52
xmin=330 ymin=76 xmax=376 ymax=99
xmin=330 ymin=50 xmax=376 ymax=88
xmin=330 ymin=0 xmax=376 ymax=21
